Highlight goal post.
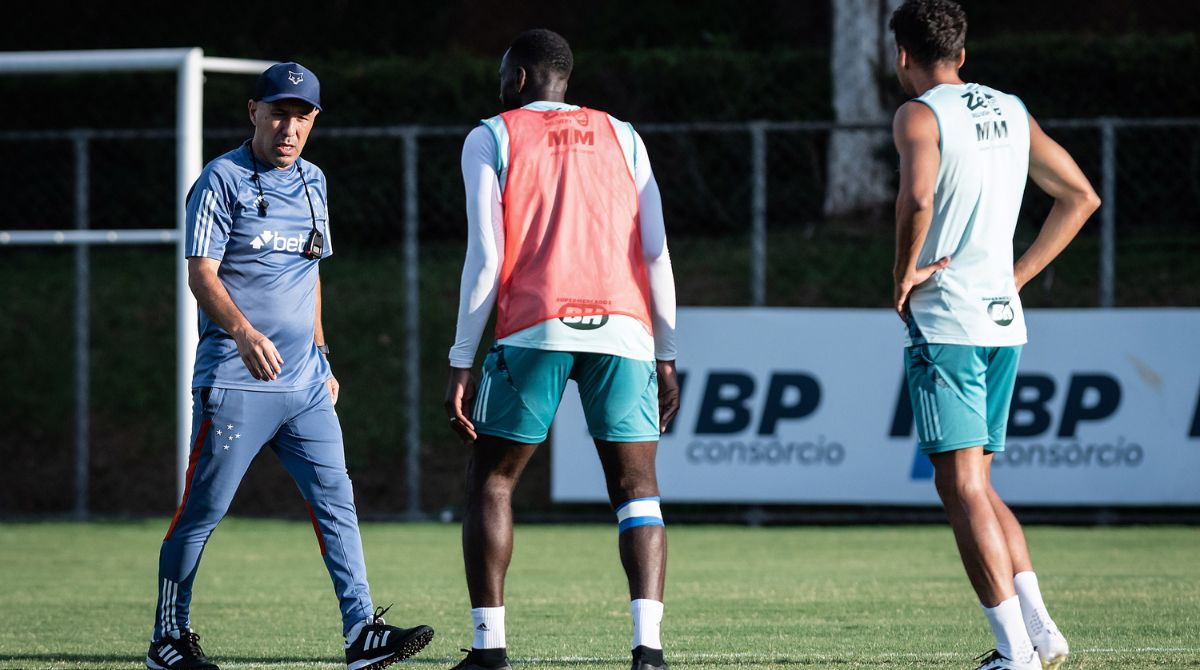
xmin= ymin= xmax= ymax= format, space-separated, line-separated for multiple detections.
xmin=0 ymin=48 xmax=276 ymax=510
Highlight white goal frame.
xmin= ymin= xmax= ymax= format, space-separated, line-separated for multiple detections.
xmin=0 ymin=49 xmax=276 ymax=510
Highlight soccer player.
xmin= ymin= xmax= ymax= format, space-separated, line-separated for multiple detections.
xmin=444 ymin=29 xmax=680 ymax=670
xmin=145 ymin=62 xmax=433 ymax=670
xmin=888 ymin=2 xmax=1100 ymax=669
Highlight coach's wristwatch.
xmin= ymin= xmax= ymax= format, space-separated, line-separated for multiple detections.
xmin=317 ymin=344 xmax=331 ymax=357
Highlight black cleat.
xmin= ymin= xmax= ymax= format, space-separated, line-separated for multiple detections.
xmin=631 ymin=645 xmax=668 ymax=670
xmin=145 ymin=629 xmax=219 ymax=670
xmin=345 ymin=606 xmax=435 ymax=670
xmin=973 ymin=648 xmax=1040 ymax=670
xmin=451 ymin=647 xmax=513 ymax=670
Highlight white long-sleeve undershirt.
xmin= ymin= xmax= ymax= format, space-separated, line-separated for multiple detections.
xmin=449 ymin=102 xmax=677 ymax=368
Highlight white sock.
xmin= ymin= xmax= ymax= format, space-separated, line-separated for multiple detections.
xmin=1014 ymin=571 xmax=1055 ymax=637
xmin=471 ymin=606 xmax=506 ymax=650
xmin=631 ymin=599 xmax=663 ymax=650
xmin=982 ymin=596 xmax=1035 ymax=665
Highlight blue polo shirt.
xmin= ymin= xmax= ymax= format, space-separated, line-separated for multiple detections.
xmin=185 ymin=142 xmax=333 ymax=391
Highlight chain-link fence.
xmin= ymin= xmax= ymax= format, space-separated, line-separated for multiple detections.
xmin=2 ymin=117 xmax=1199 ymax=517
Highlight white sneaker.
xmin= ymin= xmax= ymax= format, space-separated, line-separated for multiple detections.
xmin=974 ymin=648 xmax=1041 ymax=670
xmin=1026 ymin=611 xmax=1069 ymax=669
xmin=1031 ymin=627 xmax=1069 ymax=669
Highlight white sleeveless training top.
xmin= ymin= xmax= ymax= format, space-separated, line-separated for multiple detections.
xmin=906 ymin=82 xmax=1031 ymax=347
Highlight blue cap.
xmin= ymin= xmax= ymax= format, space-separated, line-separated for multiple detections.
xmin=253 ymin=62 xmax=322 ymax=111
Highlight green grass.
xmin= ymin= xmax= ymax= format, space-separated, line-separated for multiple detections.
xmin=0 ymin=521 xmax=1197 ymax=669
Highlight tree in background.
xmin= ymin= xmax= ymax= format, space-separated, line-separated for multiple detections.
xmin=825 ymin=0 xmax=902 ymax=217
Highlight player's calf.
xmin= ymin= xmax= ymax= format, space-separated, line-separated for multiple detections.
xmin=617 ymin=498 xmax=668 ymax=670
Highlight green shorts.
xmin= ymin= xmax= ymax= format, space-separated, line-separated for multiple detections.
xmin=472 ymin=345 xmax=660 ymax=444
xmin=904 ymin=322 xmax=1022 ymax=454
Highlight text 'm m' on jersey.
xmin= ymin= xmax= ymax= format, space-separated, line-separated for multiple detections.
xmin=908 ymin=83 xmax=1031 ymax=347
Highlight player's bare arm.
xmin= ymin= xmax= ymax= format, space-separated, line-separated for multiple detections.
xmin=1013 ymin=115 xmax=1102 ymax=291
xmin=187 ymin=256 xmax=283 ymax=381
xmin=315 ymin=274 xmax=338 ymax=404
xmin=892 ymin=100 xmax=951 ymax=320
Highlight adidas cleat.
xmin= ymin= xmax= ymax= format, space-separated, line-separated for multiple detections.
xmin=145 ymin=629 xmax=218 ymax=670
xmin=631 ymin=645 xmax=668 ymax=670
xmin=345 ymin=606 xmax=434 ymax=670
xmin=450 ymin=647 xmax=512 ymax=670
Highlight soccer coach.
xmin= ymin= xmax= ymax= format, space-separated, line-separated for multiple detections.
xmin=144 ymin=62 xmax=432 ymax=670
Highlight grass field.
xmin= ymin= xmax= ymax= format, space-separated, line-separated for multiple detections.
xmin=0 ymin=521 xmax=1197 ymax=670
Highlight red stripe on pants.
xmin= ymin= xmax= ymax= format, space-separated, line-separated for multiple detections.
xmin=164 ymin=418 xmax=211 ymax=541
xmin=306 ymin=502 xmax=328 ymax=556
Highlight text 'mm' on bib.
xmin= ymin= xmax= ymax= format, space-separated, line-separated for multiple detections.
xmin=495 ymin=107 xmax=652 ymax=340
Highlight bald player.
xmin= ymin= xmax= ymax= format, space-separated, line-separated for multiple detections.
xmin=443 ymin=29 xmax=679 ymax=670
xmin=889 ymin=2 xmax=1100 ymax=669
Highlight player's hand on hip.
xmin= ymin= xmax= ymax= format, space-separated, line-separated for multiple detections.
xmin=656 ymin=359 xmax=681 ymax=434
xmin=1013 ymin=269 xmax=1029 ymax=294
xmin=234 ymin=327 xmax=284 ymax=381
xmin=894 ymin=256 xmax=951 ymax=321
xmin=326 ymin=375 xmax=340 ymax=405
xmin=444 ymin=366 xmax=478 ymax=443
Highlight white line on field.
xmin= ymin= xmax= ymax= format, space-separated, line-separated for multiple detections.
xmin=509 ymin=647 xmax=1200 ymax=663
xmin=72 ymin=647 xmax=1197 ymax=669
xmin=495 ymin=648 xmax=1200 ymax=664
xmin=1080 ymin=647 xmax=1198 ymax=653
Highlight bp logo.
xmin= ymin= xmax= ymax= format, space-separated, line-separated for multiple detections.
xmin=987 ymin=298 xmax=1015 ymax=326
xmin=559 ymin=304 xmax=609 ymax=330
